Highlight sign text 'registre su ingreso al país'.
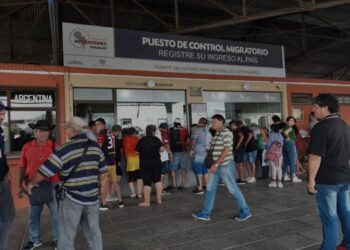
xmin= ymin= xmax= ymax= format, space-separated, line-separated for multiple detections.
xmin=63 ymin=22 xmax=285 ymax=77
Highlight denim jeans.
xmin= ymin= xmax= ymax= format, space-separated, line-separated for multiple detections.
xmin=0 ymin=180 xmax=15 ymax=250
xmin=282 ymin=140 xmax=297 ymax=176
xmin=316 ymin=184 xmax=350 ymax=250
xmin=201 ymin=161 xmax=250 ymax=216
xmin=192 ymin=156 xmax=208 ymax=176
xmin=28 ymin=187 xmax=59 ymax=242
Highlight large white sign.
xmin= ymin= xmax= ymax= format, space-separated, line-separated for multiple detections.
xmin=63 ymin=23 xmax=286 ymax=77
xmin=62 ymin=23 xmax=114 ymax=57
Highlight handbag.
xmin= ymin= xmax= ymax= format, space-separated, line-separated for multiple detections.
xmin=28 ymin=180 xmax=53 ymax=206
xmin=204 ymin=131 xmax=221 ymax=169
xmin=55 ymin=140 xmax=91 ymax=202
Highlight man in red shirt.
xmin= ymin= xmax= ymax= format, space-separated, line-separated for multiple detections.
xmin=19 ymin=120 xmax=59 ymax=250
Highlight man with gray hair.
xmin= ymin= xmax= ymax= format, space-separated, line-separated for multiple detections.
xmin=28 ymin=117 xmax=107 ymax=250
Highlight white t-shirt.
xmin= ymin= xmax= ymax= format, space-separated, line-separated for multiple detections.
xmin=156 ymin=130 xmax=169 ymax=162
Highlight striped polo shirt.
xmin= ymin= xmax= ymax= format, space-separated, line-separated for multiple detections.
xmin=39 ymin=133 xmax=107 ymax=206
xmin=212 ymin=127 xmax=233 ymax=166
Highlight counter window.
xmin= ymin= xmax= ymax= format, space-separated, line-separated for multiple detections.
xmin=203 ymin=91 xmax=282 ymax=128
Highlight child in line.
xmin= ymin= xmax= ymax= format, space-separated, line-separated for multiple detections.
xmin=265 ymin=124 xmax=284 ymax=188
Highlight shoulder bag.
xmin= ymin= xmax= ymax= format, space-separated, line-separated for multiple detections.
xmin=204 ymin=132 xmax=221 ymax=169
xmin=55 ymin=140 xmax=91 ymax=202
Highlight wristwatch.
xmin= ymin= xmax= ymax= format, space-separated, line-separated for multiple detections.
xmin=214 ymin=163 xmax=219 ymax=167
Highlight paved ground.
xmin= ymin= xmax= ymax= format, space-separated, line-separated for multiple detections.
xmin=8 ymin=178 xmax=339 ymax=250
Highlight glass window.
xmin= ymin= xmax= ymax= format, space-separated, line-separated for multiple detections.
xmin=75 ymin=103 xmax=114 ymax=128
xmin=10 ymin=90 xmax=55 ymax=108
xmin=204 ymin=91 xmax=282 ymax=128
xmin=10 ymin=111 xmax=56 ymax=152
xmin=74 ymin=88 xmax=113 ymax=101
xmin=116 ymin=89 xmax=187 ymax=134
xmin=0 ymin=91 xmax=9 ymax=153
xmin=291 ymin=93 xmax=312 ymax=105
xmin=0 ymin=89 xmax=58 ymax=154
xmin=336 ymin=95 xmax=350 ymax=104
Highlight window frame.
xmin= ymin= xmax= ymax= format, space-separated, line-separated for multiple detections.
xmin=335 ymin=94 xmax=350 ymax=105
xmin=291 ymin=93 xmax=313 ymax=105
xmin=1 ymin=88 xmax=58 ymax=155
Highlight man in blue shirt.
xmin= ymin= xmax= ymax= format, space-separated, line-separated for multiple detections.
xmin=0 ymin=101 xmax=15 ymax=250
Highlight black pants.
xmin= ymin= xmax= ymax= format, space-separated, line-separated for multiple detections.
xmin=257 ymin=149 xmax=269 ymax=179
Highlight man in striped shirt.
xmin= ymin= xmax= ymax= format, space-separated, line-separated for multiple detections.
xmin=192 ymin=114 xmax=251 ymax=222
xmin=28 ymin=117 xmax=107 ymax=250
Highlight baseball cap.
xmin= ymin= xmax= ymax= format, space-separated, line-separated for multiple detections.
xmin=64 ymin=117 xmax=87 ymax=131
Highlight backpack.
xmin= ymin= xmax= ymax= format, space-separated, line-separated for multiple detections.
xmin=265 ymin=141 xmax=282 ymax=162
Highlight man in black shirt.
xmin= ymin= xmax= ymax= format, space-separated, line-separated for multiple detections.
xmin=0 ymin=101 xmax=15 ymax=250
xmin=308 ymin=94 xmax=350 ymax=250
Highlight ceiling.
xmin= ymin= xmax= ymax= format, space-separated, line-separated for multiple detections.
xmin=1 ymin=0 xmax=350 ymax=80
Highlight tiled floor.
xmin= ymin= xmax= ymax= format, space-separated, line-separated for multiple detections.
xmin=8 ymin=179 xmax=335 ymax=250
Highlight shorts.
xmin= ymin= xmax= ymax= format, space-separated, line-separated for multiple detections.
xmin=169 ymin=152 xmax=187 ymax=171
xmin=116 ymin=162 xmax=123 ymax=176
xmin=126 ymin=156 xmax=140 ymax=172
xmin=140 ymin=167 xmax=162 ymax=187
xmin=128 ymin=170 xmax=140 ymax=182
xmin=192 ymin=156 xmax=208 ymax=176
xmin=245 ymin=150 xmax=257 ymax=164
xmin=234 ymin=146 xmax=246 ymax=164
xmin=161 ymin=161 xmax=170 ymax=175
xmin=102 ymin=165 xmax=118 ymax=184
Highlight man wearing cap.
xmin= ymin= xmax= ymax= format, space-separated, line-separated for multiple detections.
xmin=20 ymin=120 xmax=59 ymax=250
xmin=0 ymin=101 xmax=15 ymax=250
xmin=27 ymin=116 xmax=107 ymax=250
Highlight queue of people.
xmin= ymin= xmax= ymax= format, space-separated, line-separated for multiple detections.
xmin=0 ymin=93 xmax=349 ymax=250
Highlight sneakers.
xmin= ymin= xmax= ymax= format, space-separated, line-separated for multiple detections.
xmin=284 ymin=175 xmax=291 ymax=181
xmin=192 ymin=211 xmax=211 ymax=221
xmin=106 ymin=195 xmax=118 ymax=202
xmin=246 ymin=177 xmax=256 ymax=183
xmin=268 ymin=182 xmax=277 ymax=188
xmin=99 ymin=203 xmax=109 ymax=211
xmin=164 ymin=185 xmax=174 ymax=192
xmin=235 ymin=212 xmax=252 ymax=222
xmin=162 ymin=189 xmax=171 ymax=196
xmin=118 ymin=201 xmax=125 ymax=208
xmin=130 ymin=194 xmax=137 ymax=199
xmin=23 ymin=240 xmax=43 ymax=250
xmin=292 ymin=176 xmax=302 ymax=183
xmin=192 ymin=188 xmax=204 ymax=195
xmin=177 ymin=185 xmax=185 ymax=191
xmin=277 ymin=182 xmax=284 ymax=188
xmin=236 ymin=179 xmax=246 ymax=185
